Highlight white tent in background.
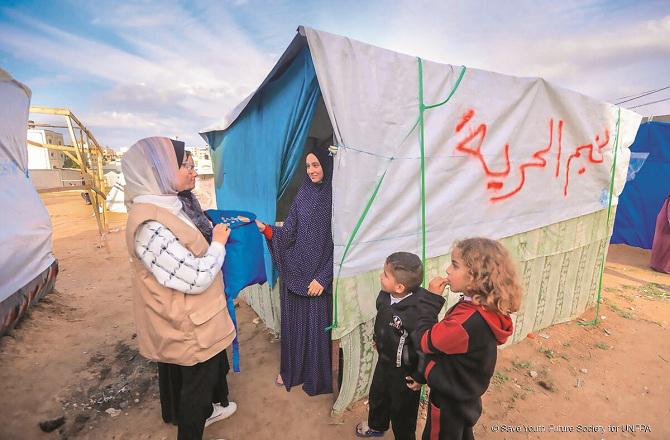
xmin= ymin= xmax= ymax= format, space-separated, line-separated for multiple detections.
xmin=202 ymin=27 xmax=643 ymax=413
xmin=0 ymin=68 xmax=58 ymax=335
xmin=105 ymin=170 xmax=127 ymax=213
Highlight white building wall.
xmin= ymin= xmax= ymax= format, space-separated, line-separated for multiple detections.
xmin=27 ymin=129 xmax=66 ymax=169
xmin=27 ymin=130 xmax=50 ymax=169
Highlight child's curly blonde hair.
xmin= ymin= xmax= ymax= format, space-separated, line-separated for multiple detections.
xmin=454 ymin=238 xmax=522 ymax=315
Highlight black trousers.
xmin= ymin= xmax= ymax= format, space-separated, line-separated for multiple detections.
xmin=157 ymin=350 xmax=230 ymax=440
xmin=368 ymin=360 xmax=420 ymax=440
xmin=422 ymin=392 xmax=480 ymax=440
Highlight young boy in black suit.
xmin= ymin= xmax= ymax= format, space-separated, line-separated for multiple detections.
xmin=355 ymin=252 xmax=428 ymax=439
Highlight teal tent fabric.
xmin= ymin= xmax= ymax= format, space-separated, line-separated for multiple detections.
xmin=203 ymin=47 xmax=321 ymax=284
xmin=612 ymin=121 xmax=670 ymax=249
xmin=205 ymin=209 xmax=266 ymax=372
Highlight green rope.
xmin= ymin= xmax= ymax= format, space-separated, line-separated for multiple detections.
xmin=417 ymin=59 xmax=467 ymax=402
xmin=326 ymin=60 xmax=465 ymax=331
xmin=579 ymin=107 xmax=622 ymax=327
xmin=326 ymin=119 xmax=420 ymax=331
xmin=325 ymin=167 xmax=390 ymax=332
xmin=417 ymin=59 xmax=467 ymax=285
xmin=418 ymin=58 xmax=427 ymax=286
xmin=424 ymin=66 xmax=467 ymax=110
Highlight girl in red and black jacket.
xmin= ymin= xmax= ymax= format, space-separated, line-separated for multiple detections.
xmin=415 ymin=238 xmax=522 ymax=440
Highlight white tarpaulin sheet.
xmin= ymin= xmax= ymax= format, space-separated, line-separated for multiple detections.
xmin=0 ymin=68 xmax=55 ymax=302
xmin=304 ymin=28 xmax=642 ymax=278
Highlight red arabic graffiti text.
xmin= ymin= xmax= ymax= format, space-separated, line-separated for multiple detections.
xmin=453 ymin=109 xmax=610 ymax=202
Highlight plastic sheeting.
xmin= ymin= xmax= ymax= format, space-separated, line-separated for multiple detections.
xmin=202 ymin=47 xmax=321 ymax=284
xmin=205 ymin=26 xmax=644 ymax=413
xmin=203 ymin=25 xmax=642 ymax=321
xmin=1 ymin=261 xmax=58 ymax=336
xmin=303 ymin=27 xmax=641 ymax=279
xmin=0 ymin=68 xmax=55 ymax=303
xmin=612 ymin=121 xmax=670 ymax=249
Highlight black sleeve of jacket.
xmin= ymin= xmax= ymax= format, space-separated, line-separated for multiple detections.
xmin=413 ymin=293 xmax=446 ymax=349
xmin=375 ymin=290 xmax=385 ymax=312
xmin=410 ymin=351 xmax=427 ymax=383
xmin=409 ymin=292 xmax=445 ymax=383
xmin=373 ymin=291 xmax=385 ymax=345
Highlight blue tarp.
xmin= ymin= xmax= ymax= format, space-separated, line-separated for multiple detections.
xmin=203 ymin=47 xmax=321 ymax=284
xmin=612 ymin=121 xmax=670 ymax=249
xmin=205 ymin=209 xmax=266 ymax=372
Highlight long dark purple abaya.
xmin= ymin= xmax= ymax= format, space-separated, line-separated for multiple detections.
xmin=268 ymin=147 xmax=334 ymax=396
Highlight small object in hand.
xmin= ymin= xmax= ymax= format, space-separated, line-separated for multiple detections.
xmin=237 ymin=215 xmax=250 ymax=222
xmin=404 ymin=376 xmax=422 ymax=391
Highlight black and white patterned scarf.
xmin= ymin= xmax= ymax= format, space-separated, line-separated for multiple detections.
xmin=178 ymin=190 xmax=213 ymax=244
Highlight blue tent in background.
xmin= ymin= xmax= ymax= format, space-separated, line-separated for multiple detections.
xmin=612 ymin=121 xmax=670 ymax=249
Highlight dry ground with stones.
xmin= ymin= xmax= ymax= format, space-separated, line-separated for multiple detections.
xmin=1 ymin=192 xmax=668 ymax=439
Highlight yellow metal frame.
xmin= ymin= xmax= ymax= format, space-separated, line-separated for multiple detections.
xmin=28 ymin=106 xmax=108 ymax=236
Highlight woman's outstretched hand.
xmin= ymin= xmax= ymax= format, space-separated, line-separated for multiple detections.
xmin=212 ymin=223 xmax=231 ymax=245
xmin=307 ymin=279 xmax=324 ymax=296
xmin=255 ymin=219 xmax=266 ymax=233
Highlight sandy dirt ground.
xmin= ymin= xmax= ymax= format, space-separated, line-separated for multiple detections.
xmin=1 ymin=191 xmax=669 ymax=440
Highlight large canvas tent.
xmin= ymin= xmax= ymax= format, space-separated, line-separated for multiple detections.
xmin=0 ymin=68 xmax=58 ymax=335
xmin=201 ymin=27 xmax=642 ymax=412
xmin=611 ymin=120 xmax=670 ymax=249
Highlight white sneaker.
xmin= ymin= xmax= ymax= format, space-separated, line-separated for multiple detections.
xmin=205 ymin=402 xmax=237 ymax=427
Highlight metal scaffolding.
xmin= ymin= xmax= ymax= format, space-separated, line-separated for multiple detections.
xmin=27 ymin=106 xmax=108 ymax=236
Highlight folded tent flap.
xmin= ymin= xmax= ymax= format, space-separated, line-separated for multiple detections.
xmin=199 ymin=28 xmax=310 ymax=138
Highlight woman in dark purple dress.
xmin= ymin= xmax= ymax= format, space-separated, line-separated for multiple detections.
xmin=256 ymin=147 xmax=333 ymax=396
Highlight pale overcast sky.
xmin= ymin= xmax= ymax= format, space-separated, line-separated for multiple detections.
xmin=1 ymin=0 xmax=669 ymax=149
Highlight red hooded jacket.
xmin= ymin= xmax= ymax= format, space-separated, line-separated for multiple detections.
xmin=414 ymin=294 xmax=513 ymax=411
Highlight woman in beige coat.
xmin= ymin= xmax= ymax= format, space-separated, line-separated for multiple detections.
xmin=122 ymin=137 xmax=236 ymax=440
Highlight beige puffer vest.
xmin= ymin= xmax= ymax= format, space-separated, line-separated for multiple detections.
xmin=125 ymin=203 xmax=235 ymax=366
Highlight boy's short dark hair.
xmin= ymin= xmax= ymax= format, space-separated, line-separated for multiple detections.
xmin=385 ymin=252 xmax=423 ymax=292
